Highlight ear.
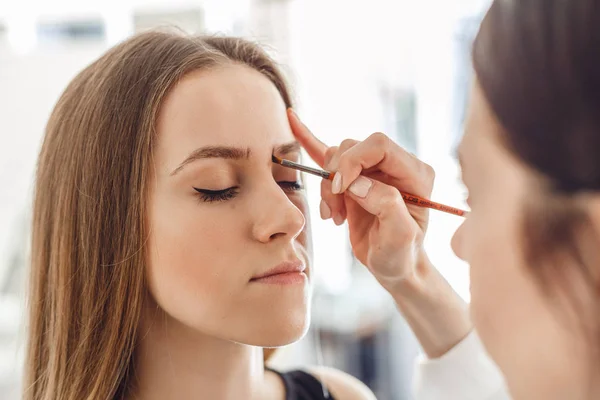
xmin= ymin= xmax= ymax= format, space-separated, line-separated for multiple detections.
xmin=579 ymin=193 xmax=600 ymax=284
xmin=587 ymin=194 xmax=600 ymax=229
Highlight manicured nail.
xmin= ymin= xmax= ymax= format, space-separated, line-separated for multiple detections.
xmin=320 ymin=200 xmax=332 ymax=220
xmin=332 ymin=173 xmax=343 ymax=194
xmin=348 ymin=176 xmax=372 ymax=198
xmin=333 ymin=214 xmax=344 ymax=226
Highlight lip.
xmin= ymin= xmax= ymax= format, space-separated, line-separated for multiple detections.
xmin=250 ymin=260 xmax=307 ymax=284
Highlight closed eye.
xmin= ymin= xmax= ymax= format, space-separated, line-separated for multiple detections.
xmin=278 ymin=181 xmax=304 ymax=193
xmin=192 ymin=181 xmax=303 ymax=204
xmin=193 ymin=187 xmax=239 ymax=203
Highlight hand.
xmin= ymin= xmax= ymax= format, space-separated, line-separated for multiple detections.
xmin=288 ymin=109 xmax=436 ymax=291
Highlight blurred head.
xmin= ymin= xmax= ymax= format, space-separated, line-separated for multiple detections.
xmin=452 ymin=1 xmax=600 ymax=398
xmin=27 ymin=31 xmax=311 ymax=400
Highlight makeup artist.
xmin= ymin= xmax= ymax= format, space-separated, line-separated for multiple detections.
xmin=289 ymin=0 xmax=600 ymax=399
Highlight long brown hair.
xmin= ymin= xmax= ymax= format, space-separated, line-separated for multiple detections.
xmin=26 ymin=31 xmax=292 ymax=400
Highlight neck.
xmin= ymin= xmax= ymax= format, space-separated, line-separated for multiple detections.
xmin=132 ymin=305 xmax=279 ymax=400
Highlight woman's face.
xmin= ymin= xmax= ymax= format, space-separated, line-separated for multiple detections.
xmin=146 ymin=64 xmax=312 ymax=347
xmin=452 ymin=81 xmax=589 ymax=398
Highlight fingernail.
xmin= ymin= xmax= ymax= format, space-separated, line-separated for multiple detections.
xmin=320 ymin=200 xmax=332 ymax=220
xmin=333 ymin=214 xmax=344 ymax=226
xmin=348 ymin=176 xmax=372 ymax=198
xmin=332 ymin=173 xmax=343 ymax=194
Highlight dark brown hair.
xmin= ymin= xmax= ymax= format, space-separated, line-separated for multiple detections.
xmin=473 ymin=0 xmax=600 ymax=193
xmin=27 ymin=31 xmax=292 ymax=400
xmin=472 ymin=0 xmax=600 ymax=378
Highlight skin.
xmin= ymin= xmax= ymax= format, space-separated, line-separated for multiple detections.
xmin=291 ymin=80 xmax=600 ymax=399
xmin=134 ymin=64 xmax=374 ymax=400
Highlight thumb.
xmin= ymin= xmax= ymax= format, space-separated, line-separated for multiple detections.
xmin=344 ymin=175 xmax=421 ymax=282
xmin=345 ymin=176 xmax=417 ymax=236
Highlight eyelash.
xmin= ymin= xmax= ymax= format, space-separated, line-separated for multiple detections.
xmin=193 ymin=181 xmax=304 ymax=203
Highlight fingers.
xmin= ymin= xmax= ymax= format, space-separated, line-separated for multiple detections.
xmin=327 ymin=139 xmax=359 ymax=170
xmin=287 ymin=108 xmax=328 ymax=168
xmin=346 ymin=175 xmax=419 ymax=242
xmin=321 ymin=146 xmax=346 ymax=225
xmin=320 ymin=140 xmax=360 ymax=225
xmin=320 ymin=179 xmax=345 ymax=225
xmin=286 ymin=116 xmax=430 ymax=230
xmin=346 ymin=176 xmax=401 ymax=218
xmin=332 ymin=132 xmax=435 ymax=198
xmin=286 ymin=109 xmax=356 ymax=225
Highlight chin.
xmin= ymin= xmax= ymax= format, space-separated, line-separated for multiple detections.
xmin=237 ymin=307 xmax=311 ymax=347
xmin=264 ymin=317 xmax=311 ymax=347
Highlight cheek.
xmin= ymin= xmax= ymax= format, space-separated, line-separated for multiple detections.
xmin=455 ymin=189 xmax=524 ymax=316
xmin=467 ymin=209 xmax=520 ymax=306
xmin=464 ymin=197 xmax=543 ymax=357
xmin=146 ymin=191 xmax=244 ymax=322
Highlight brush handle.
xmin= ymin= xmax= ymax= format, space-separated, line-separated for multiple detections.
xmin=332 ymin=172 xmax=466 ymax=217
xmin=399 ymin=192 xmax=468 ymax=217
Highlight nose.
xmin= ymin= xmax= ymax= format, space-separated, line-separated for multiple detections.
xmin=251 ymin=183 xmax=306 ymax=244
xmin=451 ymin=221 xmax=467 ymax=261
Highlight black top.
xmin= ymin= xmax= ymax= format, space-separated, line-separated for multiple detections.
xmin=267 ymin=368 xmax=335 ymax=400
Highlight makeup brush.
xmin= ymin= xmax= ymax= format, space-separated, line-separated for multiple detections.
xmin=272 ymin=155 xmax=468 ymax=217
xmin=272 ymin=155 xmax=334 ymax=180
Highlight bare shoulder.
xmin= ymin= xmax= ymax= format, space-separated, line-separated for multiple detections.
xmin=307 ymin=366 xmax=377 ymax=400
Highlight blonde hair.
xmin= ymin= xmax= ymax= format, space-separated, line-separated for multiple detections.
xmin=26 ymin=31 xmax=292 ymax=400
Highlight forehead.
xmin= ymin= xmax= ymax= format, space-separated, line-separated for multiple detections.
xmin=459 ymin=80 xmax=532 ymax=184
xmin=460 ymin=81 xmax=498 ymax=155
xmin=156 ymin=64 xmax=292 ymax=151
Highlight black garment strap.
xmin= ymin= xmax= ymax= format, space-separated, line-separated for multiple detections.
xmin=266 ymin=368 xmax=335 ymax=400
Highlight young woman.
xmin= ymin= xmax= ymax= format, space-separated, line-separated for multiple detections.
xmin=292 ymin=0 xmax=600 ymax=399
xmin=25 ymin=31 xmax=374 ymax=400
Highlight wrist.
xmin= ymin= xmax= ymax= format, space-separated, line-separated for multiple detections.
xmin=386 ymin=251 xmax=473 ymax=358
xmin=385 ymin=250 xmax=432 ymax=301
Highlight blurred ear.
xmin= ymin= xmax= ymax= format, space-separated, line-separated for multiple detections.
xmin=588 ymin=194 xmax=600 ymax=228
xmin=580 ymin=194 xmax=600 ymax=284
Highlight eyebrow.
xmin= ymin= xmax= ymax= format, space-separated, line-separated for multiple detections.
xmin=170 ymin=141 xmax=301 ymax=176
xmin=274 ymin=141 xmax=301 ymax=156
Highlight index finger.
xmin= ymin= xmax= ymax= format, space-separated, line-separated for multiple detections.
xmin=337 ymin=132 xmax=435 ymax=198
xmin=287 ymin=108 xmax=328 ymax=168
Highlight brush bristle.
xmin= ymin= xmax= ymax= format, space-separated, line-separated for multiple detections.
xmin=271 ymin=154 xmax=283 ymax=164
